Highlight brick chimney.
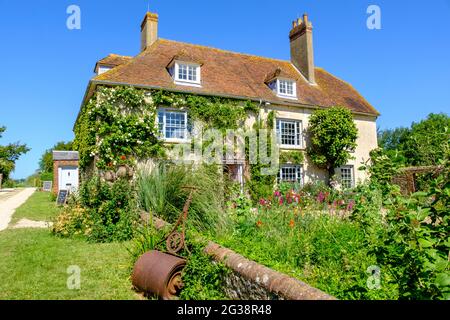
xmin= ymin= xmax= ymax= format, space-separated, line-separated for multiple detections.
xmin=141 ymin=11 xmax=158 ymax=51
xmin=289 ymin=14 xmax=315 ymax=84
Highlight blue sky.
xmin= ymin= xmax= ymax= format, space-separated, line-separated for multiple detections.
xmin=0 ymin=0 xmax=449 ymax=179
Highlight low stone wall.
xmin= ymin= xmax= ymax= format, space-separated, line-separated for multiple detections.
xmin=204 ymin=242 xmax=335 ymax=300
xmin=147 ymin=214 xmax=336 ymax=300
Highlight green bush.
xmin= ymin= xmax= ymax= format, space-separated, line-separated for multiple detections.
xmin=40 ymin=172 xmax=53 ymax=182
xmin=179 ymin=240 xmax=229 ymax=300
xmin=372 ymin=162 xmax=450 ymax=300
xmin=53 ymin=176 xmax=139 ymax=242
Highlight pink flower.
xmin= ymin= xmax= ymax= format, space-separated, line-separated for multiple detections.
xmin=279 ymin=197 xmax=284 ymax=205
xmin=317 ymin=191 xmax=325 ymax=203
xmin=347 ymin=200 xmax=355 ymax=211
xmin=274 ymin=191 xmax=281 ymax=198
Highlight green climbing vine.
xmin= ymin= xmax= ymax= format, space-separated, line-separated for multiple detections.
xmin=74 ymin=86 xmax=259 ymax=170
xmin=280 ymin=150 xmax=305 ymax=164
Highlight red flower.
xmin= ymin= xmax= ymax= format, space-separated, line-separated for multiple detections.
xmin=289 ymin=219 xmax=295 ymax=228
xmin=256 ymin=220 xmax=263 ymax=228
xmin=120 ymin=155 xmax=126 ymax=160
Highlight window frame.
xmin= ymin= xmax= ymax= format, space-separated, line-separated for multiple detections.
xmin=276 ymin=78 xmax=297 ymax=99
xmin=157 ymin=108 xmax=190 ymax=143
xmin=174 ymin=61 xmax=201 ymax=86
xmin=278 ymin=165 xmax=303 ymax=185
xmin=340 ymin=165 xmax=355 ymax=189
xmin=276 ymin=118 xmax=303 ymax=149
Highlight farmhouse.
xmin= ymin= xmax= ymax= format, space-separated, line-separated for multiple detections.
xmin=76 ymin=10 xmax=379 ymax=188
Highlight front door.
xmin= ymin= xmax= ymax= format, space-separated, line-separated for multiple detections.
xmin=59 ymin=166 xmax=79 ymax=192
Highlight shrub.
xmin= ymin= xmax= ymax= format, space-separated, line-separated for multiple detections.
xmin=373 ymin=162 xmax=450 ymax=300
xmin=178 ymin=240 xmax=229 ymax=300
xmin=53 ymin=176 xmax=139 ymax=242
xmin=52 ymin=205 xmax=92 ymax=237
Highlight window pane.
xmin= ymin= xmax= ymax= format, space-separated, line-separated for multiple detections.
xmin=276 ymin=120 xmax=301 ymax=146
xmin=341 ymin=166 xmax=354 ymax=188
xmin=178 ymin=64 xmax=187 ymax=80
xmin=278 ymin=165 xmax=302 ymax=184
xmin=159 ymin=110 xmax=187 ymax=140
xmin=278 ymin=80 xmax=294 ymax=96
xmin=158 ymin=111 xmax=164 ymax=136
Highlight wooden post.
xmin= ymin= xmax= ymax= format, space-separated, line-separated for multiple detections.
xmin=0 ymin=173 xmax=3 ymax=189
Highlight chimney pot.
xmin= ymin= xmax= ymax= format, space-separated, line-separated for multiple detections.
xmin=141 ymin=11 xmax=158 ymax=51
xmin=303 ymin=13 xmax=309 ymax=24
xmin=289 ymin=14 xmax=316 ymax=84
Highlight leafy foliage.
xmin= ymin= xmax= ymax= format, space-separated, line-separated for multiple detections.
xmin=0 ymin=126 xmax=30 ymax=183
xmin=280 ymin=150 xmax=305 ymax=164
xmin=39 ymin=141 xmax=73 ymax=173
xmin=307 ymin=107 xmax=358 ymax=182
xmin=74 ymin=86 xmax=163 ymax=170
xmin=179 ymin=240 xmax=229 ymax=300
xmin=373 ymin=161 xmax=450 ymax=300
xmin=53 ymin=176 xmax=139 ymax=242
xmin=359 ymin=148 xmax=400 ymax=195
xmin=217 ymin=187 xmax=397 ymax=300
xmin=378 ymin=113 xmax=450 ymax=166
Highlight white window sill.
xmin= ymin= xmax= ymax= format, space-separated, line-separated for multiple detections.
xmin=162 ymin=138 xmax=191 ymax=144
xmin=174 ymin=80 xmax=202 ymax=88
xmin=276 ymin=94 xmax=298 ymax=100
xmin=279 ymin=145 xmax=304 ymax=150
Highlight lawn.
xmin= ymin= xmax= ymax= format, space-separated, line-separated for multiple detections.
xmin=11 ymin=191 xmax=61 ymax=224
xmin=0 ymin=229 xmax=139 ymax=300
xmin=0 ymin=190 xmax=139 ymax=300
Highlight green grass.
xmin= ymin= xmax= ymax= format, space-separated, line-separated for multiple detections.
xmin=11 ymin=191 xmax=61 ymax=223
xmin=0 ymin=229 xmax=139 ymax=300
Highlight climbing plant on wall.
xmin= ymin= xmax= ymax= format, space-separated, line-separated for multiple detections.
xmin=74 ymin=86 xmax=259 ymax=170
xmin=74 ymin=86 xmax=163 ymax=170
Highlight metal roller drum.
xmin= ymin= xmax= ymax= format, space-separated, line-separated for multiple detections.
xmin=132 ymin=250 xmax=186 ymax=300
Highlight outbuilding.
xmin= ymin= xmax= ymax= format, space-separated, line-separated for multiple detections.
xmin=52 ymin=151 xmax=79 ymax=194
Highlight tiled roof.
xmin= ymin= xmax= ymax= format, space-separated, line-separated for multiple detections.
xmin=52 ymin=151 xmax=79 ymax=161
xmin=91 ymin=39 xmax=379 ymax=116
xmin=94 ymin=54 xmax=132 ymax=72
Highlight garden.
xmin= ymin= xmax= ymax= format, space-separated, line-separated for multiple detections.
xmin=44 ymin=86 xmax=450 ymax=300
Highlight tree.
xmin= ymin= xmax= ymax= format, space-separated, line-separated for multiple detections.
xmin=403 ymin=113 xmax=450 ymax=166
xmin=378 ymin=113 xmax=450 ymax=167
xmin=307 ymin=106 xmax=358 ymax=185
xmin=39 ymin=141 xmax=73 ymax=173
xmin=0 ymin=126 xmax=30 ymax=187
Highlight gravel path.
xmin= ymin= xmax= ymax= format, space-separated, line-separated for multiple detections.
xmin=0 ymin=188 xmax=36 ymax=231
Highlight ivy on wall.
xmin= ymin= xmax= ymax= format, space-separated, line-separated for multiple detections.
xmin=279 ymin=150 xmax=305 ymax=165
xmin=74 ymin=86 xmax=163 ymax=170
xmin=74 ymin=86 xmax=259 ymax=170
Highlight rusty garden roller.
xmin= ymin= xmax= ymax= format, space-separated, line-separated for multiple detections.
xmin=132 ymin=250 xmax=186 ymax=300
xmin=131 ymin=187 xmax=198 ymax=299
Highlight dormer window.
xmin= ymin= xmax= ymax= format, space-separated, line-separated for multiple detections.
xmin=276 ymin=79 xmax=296 ymax=98
xmin=172 ymin=61 xmax=201 ymax=87
xmin=97 ymin=65 xmax=112 ymax=75
xmin=265 ymin=68 xmax=297 ymax=100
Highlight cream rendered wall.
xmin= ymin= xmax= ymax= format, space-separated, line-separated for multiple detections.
xmin=261 ymin=104 xmax=378 ymax=186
